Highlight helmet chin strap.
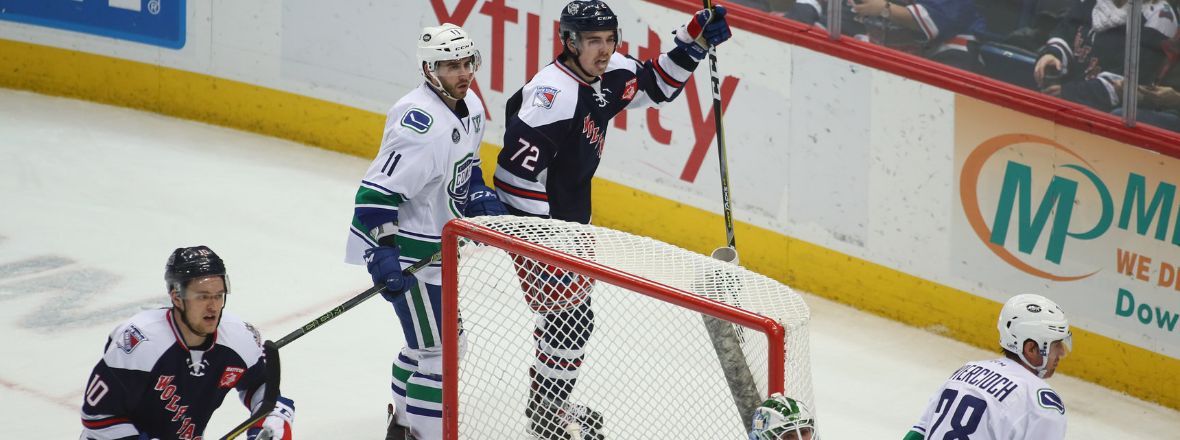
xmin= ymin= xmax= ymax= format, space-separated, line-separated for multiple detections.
xmin=1017 ymin=345 xmax=1051 ymax=378
xmin=424 ymin=68 xmax=460 ymax=102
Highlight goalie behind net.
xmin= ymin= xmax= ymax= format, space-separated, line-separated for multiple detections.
xmin=442 ymin=216 xmax=813 ymax=439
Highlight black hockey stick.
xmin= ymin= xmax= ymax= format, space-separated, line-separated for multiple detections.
xmin=219 ymin=340 xmax=281 ymax=440
xmin=703 ymin=0 xmax=737 ymax=256
xmin=219 ymin=252 xmax=441 ymax=439
xmin=697 ymin=0 xmax=763 ymax=430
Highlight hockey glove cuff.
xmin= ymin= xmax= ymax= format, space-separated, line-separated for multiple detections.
xmin=364 ymin=246 xmax=418 ymax=300
xmin=675 ymin=5 xmax=732 ymax=60
xmin=247 ymin=396 xmax=294 ymax=440
xmin=465 ymin=186 xmax=508 ymax=217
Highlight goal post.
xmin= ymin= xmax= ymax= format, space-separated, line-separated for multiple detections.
xmin=441 ymin=217 xmax=811 ymax=439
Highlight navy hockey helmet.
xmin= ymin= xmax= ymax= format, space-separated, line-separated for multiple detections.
xmin=559 ymin=0 xmax=620 ymax=45
xmin=165 ymin=245 xmax=228 ymax=296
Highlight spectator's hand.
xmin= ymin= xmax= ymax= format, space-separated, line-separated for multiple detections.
xmin=850 ymin=0 xmax=888 ymax=18
xmin=1142 ymin=85 xmax=1180 ymax=109
xmin=1034 ymin=54 xmax=1063 ymax=87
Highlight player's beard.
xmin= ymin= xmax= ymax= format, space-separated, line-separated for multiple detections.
xmin=176 ymin=302 xmax=220 ymax=341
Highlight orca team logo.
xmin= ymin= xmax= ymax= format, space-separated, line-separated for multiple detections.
xmin=1038 ymin=388 xmax=1065 ymax=414
xmin=1026 ymin=304 xmax=1042 ymax=313
xmin=533 ymin=86 xmax=560 ymax=109
xmin=960 ymin=134 xmax=1110 ymax=281
xmin=447 ymin=154 xmax=476 ymax=216
xmin=118 ymin=324 xmax=148 ymax=354
xmin=219 ymin=366 xmax=245 ymax=389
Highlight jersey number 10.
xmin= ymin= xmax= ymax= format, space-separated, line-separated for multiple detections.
xmin=929 ymin=388 xmax=987 ymax=439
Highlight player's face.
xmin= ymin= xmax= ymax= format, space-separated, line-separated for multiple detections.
xmin=573 ymin=30 xmax=617 ymax=77
xmin=1041 ymin=339 xmax=1070 ymax=378
xmin=434 ymin=56 xmax=477 ymax=100
xmin=173 ymin=276 xmax=226 ymax=338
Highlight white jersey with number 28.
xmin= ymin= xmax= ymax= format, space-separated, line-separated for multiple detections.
xmin=907 ymin=357 xmax=1066 ymax=440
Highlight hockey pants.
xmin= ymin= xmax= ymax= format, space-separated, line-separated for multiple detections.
xmin=388 ymin=280 xmax=466 ymax=439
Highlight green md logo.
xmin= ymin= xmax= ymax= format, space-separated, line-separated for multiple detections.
xmin=961 ymin=134 xmax=1180 ymax=281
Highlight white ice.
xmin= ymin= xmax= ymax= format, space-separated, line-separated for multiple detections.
xmin=0 ymin=89 xmax=1175 ymax=439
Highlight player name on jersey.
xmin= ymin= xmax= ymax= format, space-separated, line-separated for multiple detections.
xmin=946 ymin=363 xmax=1020 ymax=402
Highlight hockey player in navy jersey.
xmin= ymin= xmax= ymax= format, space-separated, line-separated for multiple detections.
xmin=493 ymin=1 xmax=732 ymax=438
xmin=904 ymin=294 xmax=1073 ymax=440
xmin=343 ymin=23 xmax=503 ymax=440
xmin=79 ymin=246 xmax=294 ymax=440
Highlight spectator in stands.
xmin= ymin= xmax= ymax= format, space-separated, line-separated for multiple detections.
xmin=782 ymin=0 xmax=986 ymax=71
xmin=1032 ymin=0 xmax=1177 ymax=111
xmin=1108 ymin=80 xmax=1180 ymax=131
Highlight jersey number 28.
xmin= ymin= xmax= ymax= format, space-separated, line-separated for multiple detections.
xmin=929 ymin=389 xmax=987 ymax=440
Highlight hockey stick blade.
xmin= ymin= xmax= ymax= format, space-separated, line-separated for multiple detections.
xmin=220 ymin=340 xmax=281 ymax=440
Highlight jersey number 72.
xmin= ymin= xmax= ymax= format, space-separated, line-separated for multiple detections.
xmin=928 ymin=388 xmax=987 ymax=439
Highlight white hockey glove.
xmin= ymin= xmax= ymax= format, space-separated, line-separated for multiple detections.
xmin=247 ymin=396 xmax=295 ymax=440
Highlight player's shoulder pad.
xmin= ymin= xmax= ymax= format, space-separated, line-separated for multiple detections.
xmin=1036 ymin=388 xmax=1066 ymax=415
xmin=399 ymin=107 xmax=435 ymax=134
xmin=388 ymin=86 xmax=443 ymax=136
xmin=516 ymin=65 xmax=578 ymax=127
xmin=103 ymin=308 xmax=174 ymax=372
xmin=605 ymin=51 xmax=641 ymax=75
xmin=216 ymin=311 xmax=265 ymax=367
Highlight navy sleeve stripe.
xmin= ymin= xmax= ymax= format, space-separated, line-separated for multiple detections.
xmin=494 ymin=177 xmax=549 ymax=201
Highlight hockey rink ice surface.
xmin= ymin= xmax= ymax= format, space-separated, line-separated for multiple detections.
xmin=2 ymin=89 xmax=1178 ymax=439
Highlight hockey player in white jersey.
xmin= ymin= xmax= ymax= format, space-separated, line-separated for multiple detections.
xmin=344 ymin=23 xmax=504 ymax=440
xmin=904 ymin=294 xmax=1072 ymax=440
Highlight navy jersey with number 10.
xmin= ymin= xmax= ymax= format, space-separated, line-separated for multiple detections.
xmin=79 ymin=309 xmax=272 ymax=440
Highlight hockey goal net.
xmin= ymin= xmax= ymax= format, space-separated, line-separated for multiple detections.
xmin=441 ymin=217 xmax=812 ymax=439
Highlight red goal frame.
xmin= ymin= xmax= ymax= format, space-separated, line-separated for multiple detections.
xmin=439 ymin=218 xmax=785 ymax=439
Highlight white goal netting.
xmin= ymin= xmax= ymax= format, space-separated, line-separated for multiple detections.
xmin=443 ymin=216 xmax=812 ymax=439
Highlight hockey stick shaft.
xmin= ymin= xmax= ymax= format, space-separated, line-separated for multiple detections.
xmin=220 ymin=251 xmax=441 ymax=439
xmin=273 ymin=251 xmax=441 ymax=349
xmin=220 ymin=341 xmax=281 ymax=440
xmin=699 ymin=0 xmax=761 ymax=430
xmin=704 ymin=0 xmax=736 ymax=250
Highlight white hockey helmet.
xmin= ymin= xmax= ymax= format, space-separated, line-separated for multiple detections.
xmin=997 ymin=293 xmax=1072 ymax=377
xmin=417 ymin=23 xmax=481 ymax=76
xmin=749 ymin=393 xmax=816 ymax=440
